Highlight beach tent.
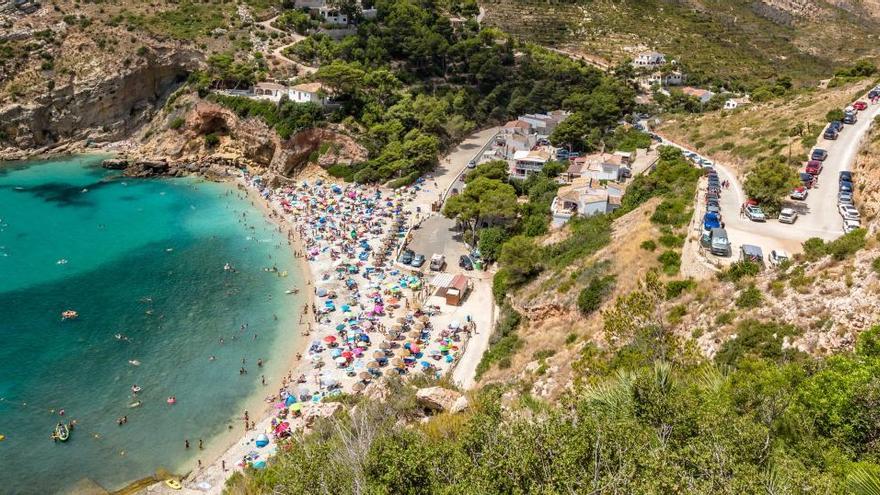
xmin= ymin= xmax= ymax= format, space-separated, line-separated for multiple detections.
xmin=256 ymin=434 xmax=270 ymax=448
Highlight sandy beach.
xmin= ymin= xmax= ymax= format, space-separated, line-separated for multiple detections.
xmin=142 ymin=167 xmax=475 ymax=494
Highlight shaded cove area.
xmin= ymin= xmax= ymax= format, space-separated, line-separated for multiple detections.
xmin=0 ymin=157 xmax=303 ymax=493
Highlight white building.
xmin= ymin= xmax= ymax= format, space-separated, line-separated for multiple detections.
xmin=253 ymin=82 xmax=288 ymax=102
xmin=318 ymin=6 xmax=348 ymax=25
xmin=510 ymin=149 xmax=550 ymax=180
xmin=724 ymin=96 xmax=750 ymax=110
xmin=566 ymin=153 xmax=626 ymax=182
xmin=633 ymin=51 xmax=666 ymax=68
xmin=551 ymin=177 xmax=623 ymax=227
xmin=288 ymin=82 xmax=330 ymax=105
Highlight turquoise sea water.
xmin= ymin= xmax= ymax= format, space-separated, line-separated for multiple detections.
xmin=0 ymin=156 xmax=303 ymax=494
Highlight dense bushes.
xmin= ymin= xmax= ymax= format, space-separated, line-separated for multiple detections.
xmin=209 ymin=94 xmax=324 ymax=139
xmin=802 ymin=229 xmax=867 ymax=261
xmin=235 ymin=325 xmax=880 ymax=494
xmin=577 ymin=275 xmax=616 ymax=315
xmin=475 ymin=303 xmax=523 ymax=378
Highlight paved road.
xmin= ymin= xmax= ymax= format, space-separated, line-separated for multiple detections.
xmin=655 ymin=90 xmax=880 ymax=261
xmin=258 ymin=16 xmax=316 ymax=75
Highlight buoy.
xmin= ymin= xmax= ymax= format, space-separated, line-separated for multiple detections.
xmin=0 ymin=434 xmax=5 ymax=441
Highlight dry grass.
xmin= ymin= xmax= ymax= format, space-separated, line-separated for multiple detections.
xmin=657 ymin=78 xmax=876 ymax=177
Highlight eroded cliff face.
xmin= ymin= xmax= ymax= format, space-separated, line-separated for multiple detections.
xmin=0 ymin=48 xmax=197 ymax=153
xmin=131 ymin=97 xmax=367 ymax=181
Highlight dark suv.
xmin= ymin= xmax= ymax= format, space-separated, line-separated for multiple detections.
xmin=811 ymin=149 xmax=828 ymax=161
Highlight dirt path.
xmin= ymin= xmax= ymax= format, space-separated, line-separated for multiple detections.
xmin=258 ymin=15 xmax=317 ymax=75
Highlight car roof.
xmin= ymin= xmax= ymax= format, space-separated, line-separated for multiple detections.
xmin=781 ymin=208 xmax=795 ymax=214
xmin=845 ymin=219 xmax=860 ymax=226
xmin=741 ymin=244 xmax=763 ymax=256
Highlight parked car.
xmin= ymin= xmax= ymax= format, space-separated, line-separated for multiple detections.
xmin=740 ymin=244 xmax=765 ymax=266
xmin=805 ymin=161 xmax=823 ymax=175
xmin=779 ymin=208 xmax=798 ymax=224
xmin=429 ymin=254 xmax=446 ymax=271
xmin=844 ymin=218 xmax=861 ymax=234
xmin=410 ymin=254 xmax=426 ymax=267
xmin=854 ymin=100 xmax=868 ymax=111
xmin=745 ymin=205 xmax=767 ymax=222
xmin=798 ymin=173 xmax=815 ymax=188
xmin=704 ymin=212 xmax=721 ymax=230
xmin=838 ymin=192 xmax=854 ymax=205
xmin=840 ymin=171 xmax=853 ymax=183
xmin=839 ymin=204 xmax=860 ymax=221
xmin=706 ymin=191 xmax=720 ymax=202
xmin=709 ymin=228 xmax=731 ymax=257
xmin=768 ymin=250 xmax=790 ymax=267
xmin=823 ymin=128 xmax=839 ymax=140
xmin=843 ymin=113 xmax=858 ymax=125
xmin=829 ymin=120 xmax=843 ymax=132
xmin=706 ymin=199 xmax=721 ymax=208
xmin=399 ymin=249 xmax=414 ymax=265
xmin=811 ymin=149 xmax=828 ymax=161
xmin=790 ymin=187 xmax=808 ymax=200
xmin=467 ymin=160 xmax=477 ymax=169
xmin=840 ymin=181 xmax=854 ymax=193
xmin=707 ymin=205 xmax=721 ymax=215
xmin=458 ymin=255 xmax=473 ymax=270
xmin=870 ymin=90 xmax=880 ymax=100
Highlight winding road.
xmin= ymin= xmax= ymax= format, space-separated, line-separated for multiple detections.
xmin=655 ymin=89 xmax=880 ymax=262
xmin=258 ymin=15 xmax=317 ymax=75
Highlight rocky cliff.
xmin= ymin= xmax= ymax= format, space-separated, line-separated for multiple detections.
xmin=128 ymin=96 xmax=367 ymax=182
xmin=0 ymin=46 xmax=199 ymax=156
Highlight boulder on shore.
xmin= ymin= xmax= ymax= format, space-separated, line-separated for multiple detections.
xmin=416 ymin=387 xmax=469 ymax=413
xmin=101 ymin=158 xmax=128 ymax=170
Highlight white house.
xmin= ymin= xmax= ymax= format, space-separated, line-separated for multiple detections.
xmin=724 ymin=97 xmax=750 ymax=110
xmin=551 ymin=178 xmax=623 ymax=227
xmin=680 ymin=86 xmax=715 ymax=104
xmin=254 ymin=82 xmax=288 ymax=102
xmin=633 ymin=51 xmax=666 ymax=68
xmin=510 ymin=149 xmax=550 ymax=180
xmin=294 ymin=0 xmax=326 ymax=8
xmin=288 ymin=82 xmax=330 ymax=105
xmin=566 ymin=153 xmax=626 ymax=182
xmin=318 ymin=6 xmax=348 ymax=25
xmin=519 ymin=111 xmax=568 ymax=136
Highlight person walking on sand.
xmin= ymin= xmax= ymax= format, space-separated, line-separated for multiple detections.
xmin=185 ymin=439 xmax=190 ymax=449
xmin=199 ymin=439 xmax=203 ymax=450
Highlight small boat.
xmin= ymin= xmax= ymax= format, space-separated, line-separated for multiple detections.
xmin=224 ymin=263 xmax=232 ymax=271
xmin=56 ymin=259 xmax=68 ymax=265
xmin=128 ymin=401 xmax=142 ymax=408
xmin=130 ymin=385 xmax=142 ymax=394
xmin=54 ymin=423 xmax=69 ymax=442
xmin=165 ymin=479 xmax=182 ymax=490
xmin=166 ymin=396 xmax=177 ymax=405
xmin=128 ymin=360 xmax=141 ymax=366
xmin=115 ymin=334 xmax=123 ymax=340
xmin=61 ymin=310 xmax=78 ymax=320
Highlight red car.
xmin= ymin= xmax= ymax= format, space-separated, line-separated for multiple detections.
xmin=854 ymin=101 xmax=868 ymax=111
xmin=806 ymin=160 xmax=823 ymax=175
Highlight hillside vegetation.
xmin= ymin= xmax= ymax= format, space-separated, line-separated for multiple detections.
xmin=656 ymin=77 xmax=877 ymax=175
xmin=481 ymin=0 xmax=880 ymax=88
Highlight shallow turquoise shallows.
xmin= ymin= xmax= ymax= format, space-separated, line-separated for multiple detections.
xmin=0 ymin=156 xmax=303 ymax=494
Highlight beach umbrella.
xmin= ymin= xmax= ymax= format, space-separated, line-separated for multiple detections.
xmin=379 ymin=341 xmax=391 ymax=349
xmin=323 ymin=335 xmax=337 ymax=344
xmin=391 ymin=358 xmax=404 ymax=367
xmin=330 ymin=348 xmax=342 ymax=358
xmin=335 ymin=356 xmax=347 ymax=366
xmin=341 ymin=351 xmax=353 ymax=359
xmin=367 ymin=361 xmax=379 ymax=369
xmin=372 ymin=350 xmax=384 ymax=359
xmin=408 ymin=330 xmax=420 ymax=339
xmin=290 ymin=403 xmax=303 ymax=413
xmin=253 ymin=460 xmax=267 ymax=469
xmin=256 ymin=434 xmax=270 ymax=448
xmin=352 ymin=382 xmax=365 ymax=393
xmin=310 ymin=354 xmax=323 ymax=362
xmin=413 ymin=321 xmax=424 ymax=331
xmin=420 ymin=361 xmax=432 ymax=368
xmin=419 ymin=315 xmax=429 ymax=323
xmin=316 ymin=288 xmax=328 ymax=297
xmin=410 ymin=344 xmax=421 ymax=354
xmin=359 ymin=372 xmax=372 ymax=381
xmin=384 ymin=368 xmax=399 ymax=377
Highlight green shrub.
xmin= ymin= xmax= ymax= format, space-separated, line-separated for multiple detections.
xmin=715 ymin=320 xmax=802 ymax=366
xmin=168 ymin=117 xmax=185 ymax=130
xmin=668 ymin=304 xmax=687 ymax=325
xmin=577 ymin=275 xmax=616 ymax=315
xmin=857 ymin=325 xmax=880 ymax=358
xmin=802 ymin=237 xmax=826 ymax=261
xmin=204 ymin=133 xmax=220 ymax=147
xmin=658 ymin=232 xmax=685 ymax=248
xmin=872 ymin=257 xmax=880 ymax=275
xmin=715 ymin=311 xmax=735 ymax=326
xmin=719 ymin=260 xmax=761 ymax=282
xmin=665 ymin=279 xmax=695 ymax=300
xmin=825 ymin=229 xmax=867 ymax=260
xmin=565 ymin=333 xmax=577 ymax=345
xmin=640 ymin=239 xmax=657 ymax=251
xmin=492 ymin=269 xmax=511 ymax=305
xmin=476 ymin=304 xmax=523 ymax=378
xmin=657 ymin=250 xmax=681 ymax=275
xmin=533 ymin=349 xmax=556 ymax=360
xmin=735 ymin=284 xmax=763 ymax=308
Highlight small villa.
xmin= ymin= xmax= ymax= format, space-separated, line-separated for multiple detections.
xmin=249 ymin=81 xmax=332 ymax=106
xmin=254 ymin=82 xmax=287 ymax=101
xmin=510 ymin=149 xmax=551 ymax=180
xmin=633 ymin=51 xmax=666 ymax=68
xmin=551 ymin=177 xmax=623 ymax=227
xmin=566 ymin=153 xmax=627 ymax=182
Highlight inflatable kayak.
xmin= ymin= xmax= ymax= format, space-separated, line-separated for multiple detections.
xmin=54 ymin=424 xmax=69 ymax=442
xmin=165 ymin=479 xmax=182 ymax=490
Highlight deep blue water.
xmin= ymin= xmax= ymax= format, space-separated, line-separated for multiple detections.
xmin=0 ymin=156 xmax=303 ymax=494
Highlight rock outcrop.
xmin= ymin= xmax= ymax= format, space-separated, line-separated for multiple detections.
xmin=0 ymin=46 xmax=200 ymax=154
xmin=416 ymin=387 xmax=469 ymax=413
